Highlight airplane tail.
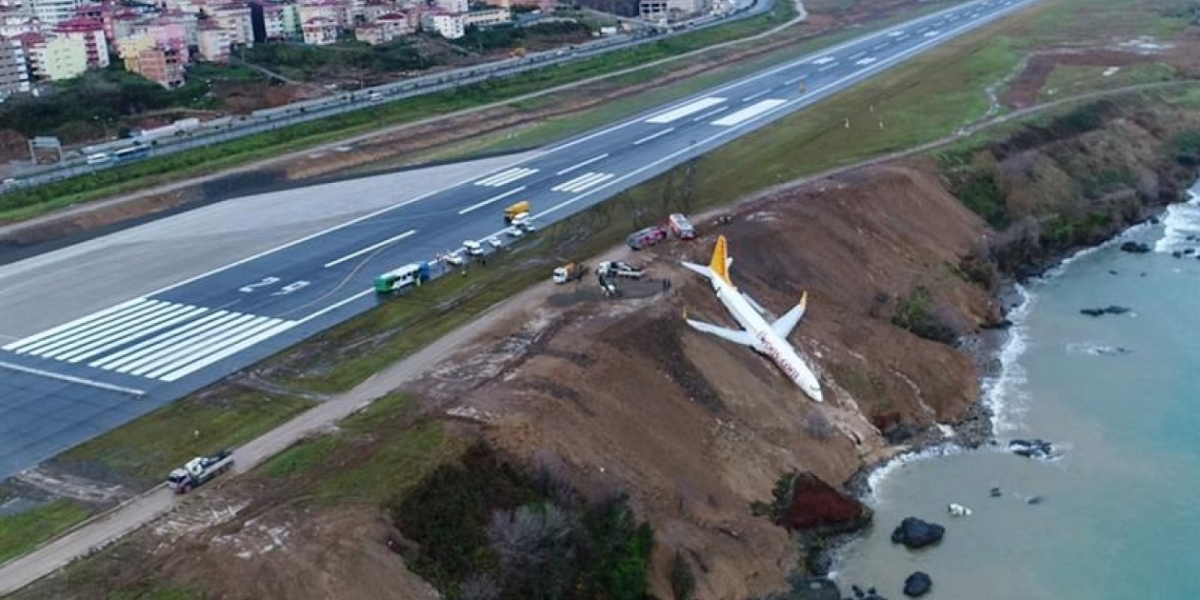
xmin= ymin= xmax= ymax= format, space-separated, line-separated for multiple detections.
xmin=708 ymin=235 xmax=732 ymax=286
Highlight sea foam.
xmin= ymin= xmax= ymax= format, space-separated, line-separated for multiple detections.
xmin=1155 ymin=188 xmax=1200 ymax=254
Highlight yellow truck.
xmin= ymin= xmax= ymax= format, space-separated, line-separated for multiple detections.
xmin=504 ymin=200 xmax=530 ymax=223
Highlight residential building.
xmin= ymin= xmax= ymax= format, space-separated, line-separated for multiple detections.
xmin=28 ymin=34 xmax=87 ymax=80
xmin=122 ymin=41 xmax=184 ymax=87
xmin=298 ymin=0 xmax=347 ymax=28
xmin=248 ymin=1 xmax=301 ymax=41
xmin=0 ymin=36 xmax=29 ymax=95
xmin=432 ymin=0 xmax=465 ymax=13
xmin=28 ymin=0 xmax=81 ymax=25
xmin=0 ymin=14 xmax=44 ymax=38
xmin=462 ymin=6 xmax=507 ymax=27
xmin=419 ymin=9 xmax=460 ymax=38
xmin=126 ymin=18 xmax=188 ymax=64
xmin=639 ymin=0 xmax=704 ymax=21
xmin=53 ymin=16 xmax=108 ymax=68
xmin=353 ymin=11 xmax=407 ymax=43
xmin=300 ymin=15 xmax=335 ymax=44
xmin=360 ymin=0 xmax=391 ymax=23
xmin=211 ymin=4 xmax=252 ymax=45
xmin=195 ymin=19 xmax=228 ymax=61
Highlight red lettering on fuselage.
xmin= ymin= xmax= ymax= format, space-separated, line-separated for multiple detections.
xmin=757 ymin=331 xmax=802 ymax=382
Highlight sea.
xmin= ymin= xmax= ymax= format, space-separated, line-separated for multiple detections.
xmin=833 ymin=183 xmax=1200 ymax=600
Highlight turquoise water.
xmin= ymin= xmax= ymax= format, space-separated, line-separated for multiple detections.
xmin=834 ymin=188 xmax=1200 ymax=599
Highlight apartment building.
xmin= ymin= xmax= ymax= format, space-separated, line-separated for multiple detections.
xmin=0 ymin=36 xmax=29 ymax=95
xmin=53 ymin=16 xmax=108 ymax=68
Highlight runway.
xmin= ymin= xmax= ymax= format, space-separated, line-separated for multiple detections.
xmin=0 ymin=0 xmax=1039 ymax=479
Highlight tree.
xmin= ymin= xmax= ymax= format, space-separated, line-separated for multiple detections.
xmin=487 ymin=503 xmax=579 ymax=600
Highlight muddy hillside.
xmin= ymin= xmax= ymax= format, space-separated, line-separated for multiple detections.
xmin=408 ymin=163 xmax=1003 ymax=599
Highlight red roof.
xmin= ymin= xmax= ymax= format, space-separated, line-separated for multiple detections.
xmin=54 ymin=16 xmax=104 ymax=31
xmin=16 ymin=32 xmax=45 ymax=45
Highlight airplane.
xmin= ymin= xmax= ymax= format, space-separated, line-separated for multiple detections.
xmin=681 ymin=235 xmax=824 ymax=402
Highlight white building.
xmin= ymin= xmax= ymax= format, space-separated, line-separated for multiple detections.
xmin=639 ymin=0 xmax=705 ymax=21
xmin=421 ymin=10 xmax=461 ymax=38
xmin=196 ymin=21 xmax=229 ymax=62
xmin=27 ymin=0 xmax=80 ymax=24
xmin=0 ymin=36 xmax=29 ymax=95
xmin=462 ymin=7 xmax=509 ymax=27
xmin=212 ymin=4 xmax=253 ymax=46
xmin=433 ymin=0 xmax=466 ymax=13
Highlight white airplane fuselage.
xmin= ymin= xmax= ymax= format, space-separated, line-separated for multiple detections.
xmin=708 ymin=278 xmax=823 ymax=401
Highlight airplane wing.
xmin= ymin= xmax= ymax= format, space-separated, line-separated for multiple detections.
xmin=770 ymin=291 xmax=808 ymax=339
xmin=685 ymin=318 xmax=756 ymax=347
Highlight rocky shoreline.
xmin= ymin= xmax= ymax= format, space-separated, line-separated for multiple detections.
xmin=791 ymin=204 xmax=1182 ymax=600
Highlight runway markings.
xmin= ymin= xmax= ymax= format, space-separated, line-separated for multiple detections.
xmin=644 ymin=97 xmax=726 ymax=124
xmin=817 ymin=62 xmax=839 ymax=72
xmin=555 ymin=153 xmax=609 ymax=175
xmin=849 ymin=51 xmax=867 ymax=60
xmin=633 ymin=127 xmax=675 ymax=146
xmin=924 ymin=30 xmax=940 ymax=37
xmin=324 ymin=229 xmax=417 ymax=268
xmin=552 ymin=172 xmax=615 ymax=193
xmin=811 ymin=56 xmax=835 ymax=65
xmin=873 ymin=42 xmax=889 ymax=51
xmin=784 ymin=74 xmax=808 ymax=85
xmin=887 ymin=30 xmax=905 ymax=37
xmin=710 ymin=99 xmax=786 ymax=127
xmin=856 ymin=57 xmax=877 ymax=66
xmin=474 ymin=167 xmax=538 ymax=187
xmin=742 ymin=89 xmax=772 ymax=103
xmin=3 ymin=298 xmax=297 ymax=383
xmin=692 ymin=106 xmax=729 ymax=122
xmin=459 ymin=186 xmax=528 ymax=215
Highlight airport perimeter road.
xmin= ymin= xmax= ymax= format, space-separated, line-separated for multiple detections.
xmin=0 ymin=0 xmax=1040 ymax=481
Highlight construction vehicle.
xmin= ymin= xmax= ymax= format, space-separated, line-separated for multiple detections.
xmin=167 ymin=451 xmax=234 ymax=494
xmin=596 ymin=261 xmax=644 ymax=279
xmin=374 ymin=262 xmax=431 ymax=293
xmin=504 ymin=200 xmax=531 ymax=223
xmin=553 ymin=262 xmax=588 ymax=284
xmin=599 ymin=275 xmax=623 ymax=298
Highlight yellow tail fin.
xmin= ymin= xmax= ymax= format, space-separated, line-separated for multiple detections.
xmin=709 ymin=235 xmax=732 ymax=286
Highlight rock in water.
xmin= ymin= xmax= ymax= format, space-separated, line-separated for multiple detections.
xmin=903 ymin=572 xmax=932 ymax=597
xmin=890 ymin=517 xmax=945 ymax=549
xmin=1010 ymin=438 xmax=1054 ymax=459
xmin=989 ymin=486 xmax=1002 ymax=498
xmin=782 ymin=472 xmax=873 ymax=534
xmin=788 ymin=577 xmax=841 ymax=600
xmin=1120 ymin=241 xmax=1151 ymax=254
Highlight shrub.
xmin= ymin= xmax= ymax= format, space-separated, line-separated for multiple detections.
xmin=890 ymin=286 xmax=957 ymax=344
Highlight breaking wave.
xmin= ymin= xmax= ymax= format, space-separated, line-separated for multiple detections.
xmin=1155 ymin=187 xmax=1200 ymax=254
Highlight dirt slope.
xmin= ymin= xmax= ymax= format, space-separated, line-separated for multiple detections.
xmin=406 ymin=163 xmax=1000 ymax=599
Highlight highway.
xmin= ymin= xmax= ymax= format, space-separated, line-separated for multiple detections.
xmin=0 ymin=0 xmax=1039 ymax=480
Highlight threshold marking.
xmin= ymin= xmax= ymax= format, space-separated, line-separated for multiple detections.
xmin=710 ymin=99 xmax=786 ymax=127
xmin=553 ymin=172 xmax=615 ymax=193
xmin=645 ymin=97 xmax=726 ymax=124
xmin=474 ymin=167 xmax=538 ymax=187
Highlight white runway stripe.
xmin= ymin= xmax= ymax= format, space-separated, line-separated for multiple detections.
xmin=645 ymin=97 xmax=726 ymax=124
xmin=26 ymin=300 xmax=172 ymax=358
xmin=3 ymin=297 xmax=298 ymax=383
xmin=91 ymin=311 xmax=234 ymax=370
xmin=122 ymin=314 xmax=270 ymax=376
xmin=158 ymin=321 xmax=297 ymax=383
xmin=552 ymin=172 xmax=615 ymax=193
xmin=710 ymin=99 xmax=787 ymax=127
xmin=474 ymin=167 xmax=538 ymax=187
xmin=2 ymin=298 xmax=141 ymax=352
xmin=141 ymin=318 xmax=288 ymax=381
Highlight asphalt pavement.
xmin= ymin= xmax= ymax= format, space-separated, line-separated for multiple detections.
xmin=0 ymin=0 xmax=1039 ymax=481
